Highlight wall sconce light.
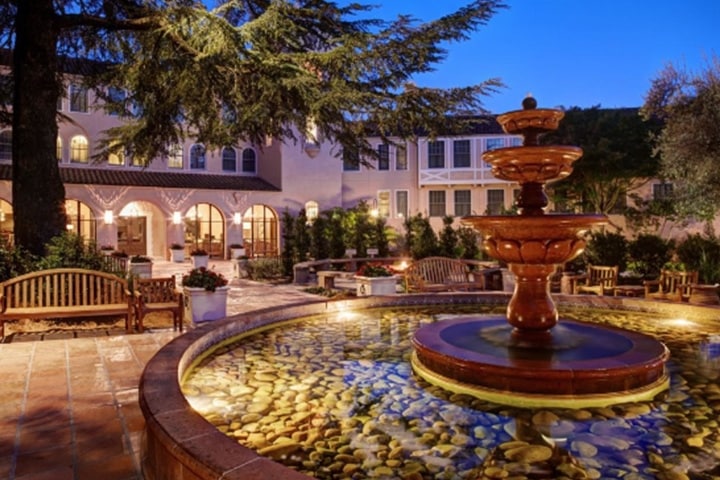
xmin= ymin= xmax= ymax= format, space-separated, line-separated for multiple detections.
xmin=172 ymin=211 xmax=182 ymax=225
xmin=103 ymin=210 xmax=114 ymax=225
xmin=233 ymin=212 xmax=242 ymax=225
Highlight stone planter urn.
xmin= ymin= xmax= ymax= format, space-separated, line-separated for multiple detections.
xmin=128 ymin=259 xmax=153 ymax=279
xmin=355 ymin=275 xmax=397 ymax=296
xmin=229 ymin=246 xmax=246 ymax=259
xmin=191 ymin=254 xmax=209 ymax=269
xmin=183 ymin=286 xmax=230 ymax=324
xmin=169 ymin=247 xmax=185 ymax=263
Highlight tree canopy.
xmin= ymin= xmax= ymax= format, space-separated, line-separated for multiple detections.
xmin=541 ymin=106 xmax=660 ymax=225
xmin=0 ymin=0 xmax=506 ymax=255
xmin=641 ymin=56 xmax=720 ymax=222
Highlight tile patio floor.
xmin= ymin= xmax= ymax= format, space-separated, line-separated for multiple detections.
xmin=0 ymin=260 xmax=321 ymax=479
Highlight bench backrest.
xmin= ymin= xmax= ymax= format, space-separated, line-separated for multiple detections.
xmin=587 ymin=265 xmax=619 ymax=289
xmin=658 ymin=269 xmax=698 ymax=295
xmin=0 ymin=268 xmax=128 ymax=309
xmin=406 ymin=257 xmax=469 ymax=286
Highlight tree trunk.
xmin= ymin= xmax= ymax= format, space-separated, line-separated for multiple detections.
xmin=12 ymin=0 xmax=67 ymax=256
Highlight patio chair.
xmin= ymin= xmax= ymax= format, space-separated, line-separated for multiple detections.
xmin=132 ymin=277 xmax=184 ymax=332
xmin=573 ymin=265 xmax=619 ymax=296
xmin=644 ymin=269 xmax=698 ymax=302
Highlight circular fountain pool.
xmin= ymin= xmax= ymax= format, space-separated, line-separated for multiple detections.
xmin=140 ymin=294 xmax=720 ymax=479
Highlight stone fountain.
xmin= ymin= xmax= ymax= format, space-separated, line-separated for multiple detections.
xmin=411 ymin=97 xmax=670 ymax=407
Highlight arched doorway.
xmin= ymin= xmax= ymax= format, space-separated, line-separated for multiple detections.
xmin=242 ymin=204 xmax=278 ymax=257
xmin=66 ymin=199 xmax=96 ymax=243
xmin=117 ymin=201 xmax=165 ymax=257
xmin=185 ymin=203 xmax=225 ymax=258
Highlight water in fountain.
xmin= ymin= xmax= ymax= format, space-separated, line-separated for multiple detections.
xmin=411 ymin=97 xmax=669 ymax=406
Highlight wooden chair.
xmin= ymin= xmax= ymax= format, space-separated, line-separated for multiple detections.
xmin=644 ymin=270 xmax=698 ymax=302
xmin=573 ymin=265 xmax=619 ymax=296
xmin=132 ymin=277 xmax=184 ymax=333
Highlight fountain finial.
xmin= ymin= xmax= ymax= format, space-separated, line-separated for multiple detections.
xmin=522 ymin=94 xmax=537 ymax=110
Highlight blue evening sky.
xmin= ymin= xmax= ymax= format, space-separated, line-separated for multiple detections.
xmin=366 ymin=1 xmax=720 ymax=113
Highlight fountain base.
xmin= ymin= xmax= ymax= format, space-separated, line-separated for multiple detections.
xmin=412 ymin=316 xmax=669 ymax=408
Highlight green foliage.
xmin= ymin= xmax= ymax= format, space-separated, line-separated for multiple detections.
xmin=542 ymin=106 xmax=660 ymax=218
xmin=327 ymin=208 xmax=347 ymax=260
xmin=457 ymin=226 xmax=481 ymax=260
xmin=404 ymin=213 xmax=439 ymax=260
xmin=181 ymin=267 xmax=228 ymax=292
xmin=642 ymin=57 xmax=720 ymax=220
xmin=583 ymin=231 xmax=629 ymax=271
xmin=294 ymin=209 xmax=310 ymax=263
xmin=676 ymin=231 xmax=720 ymax=283
xmin=627 ymin=234 xmax=674 ymax=279
xmin=356 ymin=263 xmax=393 ymax=277
xmin=280 ymin=209 xmax=295 ymax=277
xmin=309 ymin=215 xmax=330 ymax=261
xmin=372 ymin=217 xmax=390 ymax=257
xmin=246 ymin=257 xmax=284 ymax=281
xmin=438 ymin=216 xmax=459 ymax=257
xmin=0 ymin=238 xmax=35 ymax=282
xmin=36 ymin=233 xmax=106 ymax=271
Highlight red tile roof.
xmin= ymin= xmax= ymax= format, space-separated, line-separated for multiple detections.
xmin=0 ymin=164 xmax=280 ymax=192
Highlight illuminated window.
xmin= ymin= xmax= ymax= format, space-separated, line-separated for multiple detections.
xmin=377 ymin=190 xmax=390 ymax=218
xmin=56 ymin=136 xmax=63 ymax=162
xmin=395 ymin=143 xmax=408 ymax=170
xmin=168 ymin=144 xmax=183 ymax=168
xmin=305 ymin=201 xmax=319 ymax=221
xmin=108 ymin=141 xmax=124 ymax=166
xmin=395 ymin=190 xmax=408 ymax=218
xmin=70 ymin=135 xmax=89 ymax=163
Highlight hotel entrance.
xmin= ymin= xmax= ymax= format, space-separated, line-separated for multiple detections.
xmin=116 ymin=216 xmax=147 ymax=256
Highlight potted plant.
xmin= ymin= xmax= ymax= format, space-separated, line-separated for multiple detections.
xmin=229 ymin=243 xmax=246 ymax=259
xmin=99 ymin=244 xmax=115 ymax=256
xmin=181 ymin=267 xmax=230 ymax=324
xmin=354 ymin=263 xmax=397 ymax=296
xmin=169 ymin=243 xmax=185 ymax=263
xmin=128 ymin=254 xmax=153 ymax=278
xmin=190 ymin=248 xmax=209 ymax=268
xmin=232 ymin=255 xmax=250 ymax=279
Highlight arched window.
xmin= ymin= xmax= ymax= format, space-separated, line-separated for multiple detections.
xmin=185 ymin=203 xmax=225 ymax=258
xmin=0 ymin=130 xmax=11 ymax=162
xmin=108 ymin=141 xmax=124 ymax=165
xmin=168 ymin=144 xmax=183 ymax=168
xmin=65 ymin=199 xmax=96 ymax=241
xmin=241 ymin=148 xmax=256 ymax=173
xmin=242 ymin=204 xmax=278 ymax=257
xmin=190 ymin=144 xmax=206 ymax=169
xmin=222 ymin=147 xmax=237 ymax=172
xmin=70 ymin=135 xmax=89 ymax=163
xmin=56 ymin=136 xmax=63 ymax=162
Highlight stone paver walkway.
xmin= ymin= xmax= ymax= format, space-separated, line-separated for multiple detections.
xmin=0 ymin=260 xmax=321 ymax=479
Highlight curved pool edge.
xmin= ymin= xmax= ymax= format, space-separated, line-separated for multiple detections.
xmin=139 ymin=292 xmax=719 ymax=480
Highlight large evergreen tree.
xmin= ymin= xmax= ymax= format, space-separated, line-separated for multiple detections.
xmin=641 ymin=57 xmax=720 ymax=221
xmin=0 ymin=0 xmax=505 ymax=255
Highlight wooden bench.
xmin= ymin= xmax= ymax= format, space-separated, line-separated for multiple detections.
xmin=132 ymin=277 xmax=184 ymax=333
xmin=573 ymin=265 xmax=619 ymax=296
xmin=0 ymin=268 xmax=132 ymax=338
xmin=405 ymin=257 xmax=478 ymax=292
